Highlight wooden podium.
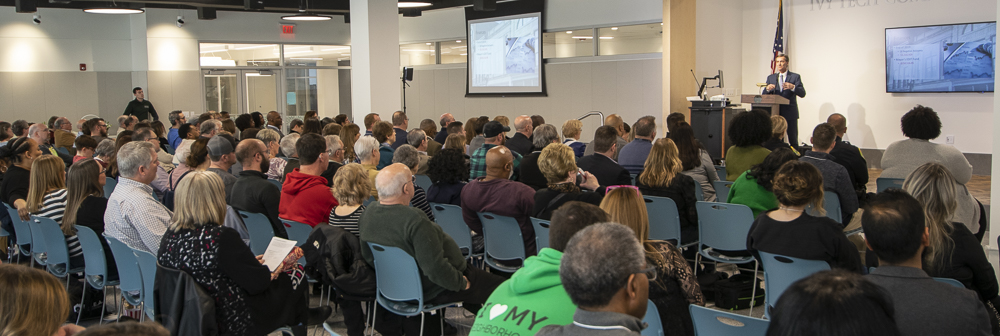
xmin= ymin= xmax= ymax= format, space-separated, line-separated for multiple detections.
xmin=741 ymin=94 xmax=789 ymax=116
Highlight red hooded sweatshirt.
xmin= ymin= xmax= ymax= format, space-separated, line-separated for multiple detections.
xmin=279 ymin=168 xmax=338 ymax=227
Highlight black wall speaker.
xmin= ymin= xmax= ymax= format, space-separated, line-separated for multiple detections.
xmin=16 ymin=0 xmax=37 ymax=13
xmin=473 ymin=0 xmax=496 ymax=11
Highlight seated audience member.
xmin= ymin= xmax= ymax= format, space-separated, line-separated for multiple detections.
xmin=0 ymin=138 xmax=40 ymax=226
xmin=577 ymin=125 xmax=632 ymax=194
xmin=426 ymin=148 xmax=468 ymax=206
xmin=133 ymin=127 xmax=171 ymax=199
xmin=73 ymin=135 xmax=98 ymax=165
xmin=881 ymin=105 xmax=981 ymax=237
xmin=94 ymin=139 xmax=115 ymax=170
xmin=321 ymin=135 xmax=344 ymax=186
xmin=443 ymin=132 xmax=467 ymax=153
xmin=288 ymin=118 xmax=304 ymax=135
xmin=279 ymin=133 xmax=302 ymax=181
xmin=231 ymin=139 xmax=287 ymax=239
xmin=462 ymin=145 xmax=536 ymax=256
xmin=584 ymin=114 xmax=629 ymax=161
xmin=105 ymin=131 xmax=133 ymax=179
xmin=724 ymin=109 xmax=772 ymax=181
xmin=767 ymin=270 xmax=901 ymax=336
xmin=340 ymin=124 xmax=361 ymax=163
xmin=302 ymin=119 xmax=322 ymax=135
xmin=390 ymin=111 xmax=409 ymax=149
xmin=75 ymin=322 xmax=169 ymax=336
xmin=670 ymin=122 xmax=720 ymax=202
xmin=373 ymin=121 xmax=395 ymax=169
xmin=467 ymin=116 xmax=489 ymax=156
xmin=52 ymin=117 xmax=77 ymax=155
xmin=149 ymin=121 xmax=174 ymax=166
xmin=635 ymin=139 xmax=699 ymax=243
xmin=419 ymin=119 xmax=443 ymax=157
xmin=863 ymin=190 xmax=991 ymax=336
xmin=518 ymin=124 xmax=561 ymax=190
xmin=435 ymin=113 xmax=455 ymax=144
xmin=29 ymin=123 xmax=72 ymax=167
xmin=0 ymin=121 xmax=12 ymax=146
xmin=206 ymin=134 xmax=238 ymax=202
xmin=405 ymin=129 xmax=431 ymax=175
xmin=104 ymin=141 xmax=172 ymax=254
xmin=470 ymin=121 xmax=522 ymax=180
xmin=826 ymin=113 xmax=869 ymax=202
xmin=360 ymin=163 xmax=505 ymax=336
xmin=763 ymin=115 xmax=800 ymax=155
xmin=256 ymin=129 xmax=285 ymax=180
xmin=801 ymin=123 xmax=859 ymax=223
xmin=618 ymin=116 xmax=657 ymax=174
xmin=329 ymin=163 xmax=371 ymax=236
xmin=117 ymin=115 xmax=135 ymax=132
xmin=65 ymin=158 xmax=116 ymax=279
xmin=27 ymin=156 xmax=76 ymax=265
xmin=168 ymin=137 xmax=210 ymax=190
xmin=534 ymin=143 xmax=602 ymax=219
xmin=251 ymin=111 xmax=266 ymax=129
xmin=536 ymin=223 xmax=651 ymax=336
xmin=167 ymin=110 xmax=186 ymax=149
xmin=280 ymin=133 xmax=338 ymax=227
xmin=354 ymin=136 xmax=381 ymax=200
xmin=664 ymin=112 xmax=686 ymax=137
xmin=0 ymin=264 xmax=85 ymax=336
xmin=747 ymin=161 xmax=864 ymax=273
xmin=470 ymin=202 xmax=609 ymax=336
xmin=600 ymin=188 xmax=704 ymax=336
xmin=531 ymin=115 xmax=545 ymax=129
xmin=562 ymin=119 xmax=586 ymax=158
xmin=158 ymin=171 xmax=328 ymax=336
xmin=322 ymin=123 xmax=342 ymax=137
xmin=171 ymin=123 xmax=198 ymax=166
xmin=82 ymin=118 xmax=109 ymax=147
xmin=728 ymin=147 xmax=798 ymax=218
xmin=362 ymin=113 xmax=379 ymax=137
xmin=392 ymin=144 xmax=434 ymax=220
xmin=235 ymin=113 xmax=254 ymax=133
xmin=200 ymin=119 xmax=222 ymax=138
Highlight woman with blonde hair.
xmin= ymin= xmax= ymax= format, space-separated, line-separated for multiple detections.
xmin=0 ymin=264 xmax=83 ymax=336
xmin=340 ymin=124 xmax=361 ymax=164
xmin=26 ymin=155 xmax=75 ymax=265
xmin=325 ymin=163 xmax=371 ymax=336
xmin=533 ymin=143 xmax=601 ymax=219
xmin=763 ymin=115 xmax=800 ymax=155
xmin=635 ymin=138 xmax=699 ymax=243
xmin=561 ymin=119 xmax=586 ymax=158
xmin=157 ymin=171 xmax=326 ymax=336
xmin=600 ymin=187 xmax=704 ymax=336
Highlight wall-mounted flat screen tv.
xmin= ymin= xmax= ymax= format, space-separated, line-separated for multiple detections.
xmin=886 ymin=22 xmax=995 ymax=93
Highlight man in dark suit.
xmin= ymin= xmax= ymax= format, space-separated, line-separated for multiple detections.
xmin=390 ymin=111 xmax=409 ymax=149
xmin=863 ymin=190 xmax=991 ymax=336
xmin=763 ymin=53 xmax=806 ymax=146
xmin=577 ymin=125 xmax=632 ymax=195
xmin=506 ymin=115 xmax=534 ymax=157
xmin=826 ymin=113 xmax=868 ymax=202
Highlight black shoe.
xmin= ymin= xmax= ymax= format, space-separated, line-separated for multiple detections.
xmin=306 ymin=306 xmax=333 ymax=326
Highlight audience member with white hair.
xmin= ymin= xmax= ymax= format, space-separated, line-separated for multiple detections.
xmin=517 ymin=124 xmax=561 ymax=190
xmin=278 ymin=133 xmax=301 ymax=181
xmin=320 ymin=135 xmax=344 ymax=186
xmin=355 ymin=136 xmax=381 ymax=200
xmin=391 ymin=144 xmax=434 ymax=221
xmin=406 ymin=129 xmax=430 ymax=175
xmin=104 ymin=141 xmax=172 ymax=254
xmin=200 ymin=119 xmax=222 ymax=138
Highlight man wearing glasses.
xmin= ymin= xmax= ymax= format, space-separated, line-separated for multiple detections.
xmin=83 ymin=118 xmax=109 ymax=145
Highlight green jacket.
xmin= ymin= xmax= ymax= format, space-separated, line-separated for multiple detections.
xmin=470 ymin=248 xmax=575 ymax=336
xmin=727 ymin=170 xmax=778 ymax=218
xmin=724 ymin=145 xmax=771 ymax=181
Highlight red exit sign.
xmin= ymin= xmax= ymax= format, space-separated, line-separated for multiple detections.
xmin=281 ymin=25 xmax=294 ymax=34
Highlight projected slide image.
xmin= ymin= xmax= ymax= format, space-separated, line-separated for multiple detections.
xmin=468 ymin=14 xmax=542 ymax=93
xmin=886 ymin=22 xmax=995 ymax=92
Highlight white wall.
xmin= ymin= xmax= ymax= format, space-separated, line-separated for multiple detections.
xmin=696 ymin=0 xmax=743 ymax=100
xmin=742 ymin=0 xmax=995 ymax=153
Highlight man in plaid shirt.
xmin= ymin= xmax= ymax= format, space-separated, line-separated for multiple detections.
xmin=470 ymin=121 xmax=521 ymax=180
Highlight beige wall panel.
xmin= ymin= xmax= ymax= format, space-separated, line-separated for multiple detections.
xmin=0 ymin=73 xmax=14 ymax=122
xmin=96 ymin=72 xmax=133 ymax=129
xmin=10 ymin=72 xmax=46 ymax=123
xmin=170 ymin=71 xmax=204 ymax=114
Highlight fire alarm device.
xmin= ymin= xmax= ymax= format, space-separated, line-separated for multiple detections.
xmin=79 ymin=64 xmax=86 ymax=71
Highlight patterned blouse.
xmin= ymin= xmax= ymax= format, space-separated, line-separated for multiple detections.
xmin=646 ymin=240 xmax=705 ymax=336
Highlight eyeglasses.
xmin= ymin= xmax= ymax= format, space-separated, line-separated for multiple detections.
xmin=635 ymin=266 xmax=657 ymax=281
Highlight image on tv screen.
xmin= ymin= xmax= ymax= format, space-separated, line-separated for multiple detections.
xmin=886 ymin=22 xmax=995 ymax=93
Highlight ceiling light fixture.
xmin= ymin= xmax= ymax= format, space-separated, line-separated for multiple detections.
xmin=83 ymin=7 xmax=144 ymax=14
xmin=565 ymin=31 xmax=572 ymax=34
xmin=599 ymin=37 xmax=613 ymax=39
xmin=611 ymin=27 xmax=619 ymax=30
xmin=456 ymin=40 xmax=462 ymax=43
xmin=398 ymin=1 xmax=433 ymax=8
xmin=571 ymin=36 xmax=593 ymax=39
xmin=283 ymin=0 xmax=333 ymax=21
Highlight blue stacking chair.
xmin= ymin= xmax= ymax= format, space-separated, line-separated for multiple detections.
xmin=239 ymin=211 xmax=276 ymax=255
xmin=715 ymin=165 xmax=727 ymax=181
xmin=281 ymin=219 xmax=312 ymax=247
xmin=643 ymin=196 xmax=685 ymax=247
xmin=414 ymin=174 xmax=432 ymax=191
xmin=430 ymin=203 xmax=476 ymax=259
xmin=530 ymin=217 xmax=550 ymax=251
xmin=56 ymin=147 xmax=70 ymax=156
xmin=367 ymin=243 xmax=461 ymax=336
xmin=693 ymin=179 xmax=705 ymax=202
xmin=876 ymin=177 xmax=904 ymax=192
xmin=104 ymin=177 xmax=117 ymax=198
xmin=477 ymin=212 xmax=526 ymax=273
xmin=268 ymin=179 xmax=282 ymax=191
xmin=363 ymin=196 xmax=376 ymax=207
xmin=712 ymin=181 xmax=734 ymax=203
xmin=26 ymin=216 xmax=49 ymax=267
xmin=690 ymin=304 xmax=769 ymax=336
xmin=806 ymin=191 xmax=843 ymax=224
xmin=641 ymin=300 xmax=663 ymax=336
xmin=104 ymin=235 xmax=144 ymax=322
xmin=758 ymin=251 xmax=830 ymax=317
xmin=630 ymin=174 xmax=638 ymax=185
xmin=133 ymin=249 xmax=158 ymax=321
xmin=694 ymin=202 xmax=760 ymax=315
xmin=6 ymin=206 xmax=31 ymax=263
xmin=934 ymin=277 xmax=965 ymax=288
xmin=75 ymin=225 xmax=119 ymax=325
xmin=33 ymin=216 xmax=84 ymax=286
xmin=0 ymin=218 xmax=9 ymax=263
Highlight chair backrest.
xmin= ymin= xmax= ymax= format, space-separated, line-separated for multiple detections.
xmin=758 ymin=251 xmax=830 ymax=310
xmin=33 ymin=216 xmax=69 ymax=267
xmin=630 ymin=174 xmax=637 ymax=185
xmin=643 ymin=196 xmax=682 ymax=244
xmin=7 ymin=207 xmax=32 ymax=249
xmin=696 ymin=202 xmax=754 ymax=251
xmin=26 ymin=216 xmax=49 ymax=264
xmin=267 ymin=178 xmax=282 ymax=191
xmin=74 ymin=225 xmax=110 ymax=288
xmin=876 ymin=177 xmax=904 ymax=193
xmin=104 ymin=177 xmax=118 ymax=199
xmin=806 ymin=191 xmax=842 ymax=223
xmin=239 ymin=211 xmax=275 ymax=255
xmin=429 ymin=203 xmax=472 ymax=252
xmin=715 ymin=165 xmax=727 ymax=181
xmin=641 ymin=300 xmax=663 ymax=336
xmin=934 ymin=277 xmax=965 ymax=288
xmin=478 ymin=212 xmax=527 ymax=263
xmin=362 ymin=196 xmax=376 ymax=207
xmin=56 ymin=147 xmax=70 ymax=156
xmin=693 ymin=179 xmax=705 ymax=202
xmin=133 ymin=248 xmax=159 ymax=320
xmin=712 ymin=181 xmax=734 ymax=203
xmin=530 ymin=217 xmax=550 ymax=251
xmin=281 ymin=219 xmax=312 ymax=247
xmin=689 ymin=304 xmax=769 ymax=336
xmin=104 ymin=235 xmax=144 ymax=296
xmin=414 ymin=174 xmax=432 ymax=191
xmin=367 ymin=243 xmax=426 ymax=313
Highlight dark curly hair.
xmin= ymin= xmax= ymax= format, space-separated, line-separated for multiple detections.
xmin=427 ymin=148 xmax=469 ymax=184
xmin=900 ymin=105 xmax=941 ymax=140
xmin=728 ymin=109 xmax=772 ymax=147
xmin=747 ymin=147 xmax=798 ymax=191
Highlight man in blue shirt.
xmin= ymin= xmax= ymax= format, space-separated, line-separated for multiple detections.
xmin=167 ymin=110 xmax=186 ymax=150
xmin=617 ymin=116 xmax=657 ymax=174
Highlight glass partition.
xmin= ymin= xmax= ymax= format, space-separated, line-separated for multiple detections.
xmin=400 ymin=42 xmax=437 ymax=66
xmin=598 ymin=23 xmax=663 ymax=56
xmin=542 ymin=30 xmax=593 ymax=59
xmin=199 ymin=43 xmax=280 ymax=66
xmin=282 ymin=45 xmax=351 ymax=67
xmin=439 ymin=40 xmax=468 ymax=64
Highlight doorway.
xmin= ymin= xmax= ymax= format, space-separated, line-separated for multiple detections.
xmin=203 ymin=69 xmax=281 ymax=115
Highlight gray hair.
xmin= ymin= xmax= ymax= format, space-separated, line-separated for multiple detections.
xmin=94 ymin=139 xmax=116 ymax=158
xmin=28 ymin=123 xmax=46 ymax=138
xmin=560 ymin=222 xmax=645 ymax=308
xmin=133 ymin=127 xmax=156 ymax=142
xmin=200 ymin=119 xmax=222 ymax=135
xmin=169 ymin=110 xmax=184 ymax=126
xmin=53 ymin=118 xmax=70 ymax=129
xmin=325 ymin=135 xmax=342 ymax=156
xmin=256 ymin=128 xmax=280 ymax=146
xmin=375 ymin=164 xmax=411 ymax=199
xmin=354 ymin=137 xmax=379 ymax=161
xmin=392 ymin=145 xmax=419 ymax=171
xmin=280 ymin=133 xmax=300 ymax=157
xmin=117 ymin=115 xmax=133 ymax=128
xmin=407 ymin=129 xmax=426 ymax=147
xmin=532 ymin=124 xmax=560 ymax=149
xmin=118 ymin=141 xmax=156 ymax=179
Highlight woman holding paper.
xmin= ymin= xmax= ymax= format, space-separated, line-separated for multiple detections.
xmin=157 ymin=171 xmax=330 ymax=336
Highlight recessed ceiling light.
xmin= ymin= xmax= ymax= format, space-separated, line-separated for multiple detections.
xmin=456 ymin=40 xmax=462 ymax=43
xmin=660 ymin=23 xmax=663 ymax=26
xmin=398 ymin=1 xmax=432 ymax=8
xmin=611 ymin=27 xmax=618 ymax=30
xmin=599 ymin=37 xmax=613 ymax=39
xmin=566 ymin=31 xmax=572 ymax=34
xmin=571 ymin=36 xmax=593 ymax=39
xmin=426 ymin=42 xmax=432 ymax=45
xmin=281 ymin=13 xmax=333 ymax=21
xmin=83 ymin=8 xmax=144 ymax=14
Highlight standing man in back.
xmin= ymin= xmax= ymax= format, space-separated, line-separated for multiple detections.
xmin=123 ymin=87 xmax=159 ymax=122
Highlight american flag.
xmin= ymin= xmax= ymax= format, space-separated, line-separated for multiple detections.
xmin=771 ymin=0 xmax=784 ymax=74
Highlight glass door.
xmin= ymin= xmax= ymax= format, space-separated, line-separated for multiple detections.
xmin=203 ymin=69 xmax=282 ymax=115
xmin=204 ymin=72 xmax=239 ymax=113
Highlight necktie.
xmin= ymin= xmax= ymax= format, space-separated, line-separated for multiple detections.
xmin=779 ymin=74 xmax=784 ymax=92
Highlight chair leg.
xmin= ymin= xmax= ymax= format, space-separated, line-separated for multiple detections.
xmin=116 ymin=292 xmax=124 ymax=323
xmin=418 ymin=311 xmax=425 ymax=336
xmin=139 ymin=303 xmax=145 ymax=322
xmin=693 ymin=253 xmax=701 ymax=277
xmin=76 ymin=282 xmax=87 ymax=325
xmin=368 ymin=301 xmax=378 ymax=336
xmin=439 ymin=308 xmax=445 ymax=336
xmin=99 ymin=286 xmax=107 ymax=325
xmin=748 ymin=260 xmax=759 ymax=317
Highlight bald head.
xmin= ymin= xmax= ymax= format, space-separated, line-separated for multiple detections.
xmin=605 ymin=114 xmax=625 ymax=136
xmin=514 ymin=115 xmax=533 ymax=136
xmin=375 ymin=163 xmax=414 ymax=204
xmin=484 ymin=145 xmax=514 ymax=180
xmin=439 ymin=113 xmax=455 ymax=127
xmin=236 ymin=139 xmax=267 ymax=166
xmin=827 ymin=113 xmax=847 ymax=137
